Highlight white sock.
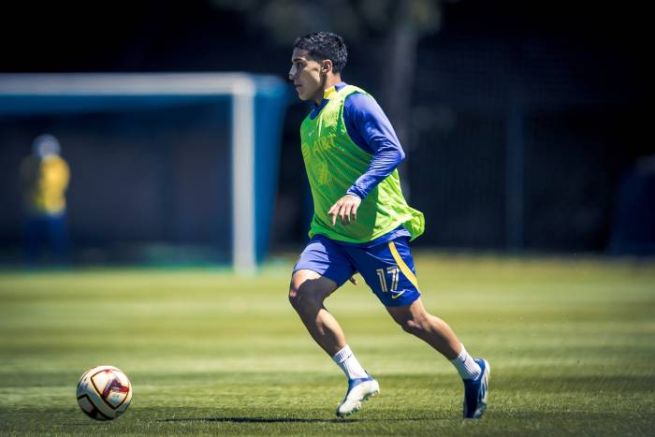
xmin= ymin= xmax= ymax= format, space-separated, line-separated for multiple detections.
xmin=450 ymin=344 xmax=481 ymax=380
xmin=333 ymin=345 xmax=368 ymax=380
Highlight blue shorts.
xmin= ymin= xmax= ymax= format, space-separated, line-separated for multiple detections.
xmin=293 ymin=234 xmax=421 ymax=307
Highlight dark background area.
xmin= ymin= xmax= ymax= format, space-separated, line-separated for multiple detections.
xmin=1 ymin=0 xmax=652 ymax=259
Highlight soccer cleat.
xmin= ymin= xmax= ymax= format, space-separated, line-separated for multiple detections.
xmin=463 ymin=358 xmax=490 ymax=419
xmin=336 ymin=375 xmax=380 ymax=417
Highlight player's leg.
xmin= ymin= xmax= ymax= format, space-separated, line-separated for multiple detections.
xmin=288 ymin=269 xmax=344 ymax=355
xmin=47 ymin=213 xmax=70 ymax=264
xmin=386 ymin=298 xmax=461 ymax=359
xmin=352 ymin=237 xmax=490 ymax=419
xmin=386 ymin=300 xmax=490 ymax=419
xmin=289 ymin=236 xmax=379 ymax=417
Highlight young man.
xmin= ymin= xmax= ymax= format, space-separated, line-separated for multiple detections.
xmin=287 ymin=31 xmax=490 ymax=419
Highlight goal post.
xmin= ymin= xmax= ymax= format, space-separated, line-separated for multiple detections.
xmin=0 ymin=73 xmax=289 ymax=273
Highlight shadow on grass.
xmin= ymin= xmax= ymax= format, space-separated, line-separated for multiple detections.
xmin=159 ymin=416 xmax=435 ymax=424
xmin=159 ymin=417 xmax=359 ymax=424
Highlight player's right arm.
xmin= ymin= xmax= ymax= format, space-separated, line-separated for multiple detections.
xmin=328 ymin=92 xmax=405 ymax=225
xmin=344 ymin=92 xmax=406 ymax=200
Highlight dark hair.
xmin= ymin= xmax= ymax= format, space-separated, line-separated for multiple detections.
xmin=293 ymin=32 xmax=348 ymax=73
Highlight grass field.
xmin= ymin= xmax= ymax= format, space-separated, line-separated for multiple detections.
xmin=0 ymin=253 xmax=654 ymax=436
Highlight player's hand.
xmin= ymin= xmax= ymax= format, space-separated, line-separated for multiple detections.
xmin=328 ymin=194 xmax=361 ymax=226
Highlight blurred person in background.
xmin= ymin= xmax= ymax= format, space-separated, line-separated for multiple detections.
xmin=287 ymin=32 xmax=489 ymax=419
xmin=20 ymin=133 xmax=71 ymax=264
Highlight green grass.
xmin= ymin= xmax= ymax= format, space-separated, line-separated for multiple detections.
xmin=1 ymin=254 xmax=654 ymax=436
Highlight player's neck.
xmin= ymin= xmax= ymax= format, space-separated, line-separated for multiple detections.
xmin=313 ymin=74 xmax=342 ymax=105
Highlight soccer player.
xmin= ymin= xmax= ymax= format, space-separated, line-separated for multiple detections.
xmin=287 ymin=32 xmax=490 ymax=419
xmin=20 ymin=133 xmax=71 ymax=264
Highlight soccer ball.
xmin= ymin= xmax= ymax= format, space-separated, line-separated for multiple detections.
xmin=76 ymin=365 xmax=133 ymax=420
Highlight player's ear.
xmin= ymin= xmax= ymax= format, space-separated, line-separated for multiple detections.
xmin=322 ymin=60 xmax=333 ymax=74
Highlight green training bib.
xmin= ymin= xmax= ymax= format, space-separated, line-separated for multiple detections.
xmin=300 ymin=85 xmax=424 ymax=243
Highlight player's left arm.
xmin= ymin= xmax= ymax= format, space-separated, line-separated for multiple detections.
xmin=328 ymin=92 xmax=405 ymax=226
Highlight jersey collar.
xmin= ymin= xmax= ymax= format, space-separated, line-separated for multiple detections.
xmin=310 ymin=82 xmax=347 ymax=119
xmin=322 ymin=82 xmax=346 ymax=101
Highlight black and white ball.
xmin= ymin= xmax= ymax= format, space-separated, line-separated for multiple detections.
xmin=76 ymin=365 xmax=133 ymax=420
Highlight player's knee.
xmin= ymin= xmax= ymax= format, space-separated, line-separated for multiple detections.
xmin=288 ymin=283 xmax=321 ymax=312
xmin=288 ymin=287 xmax=304 ymax=309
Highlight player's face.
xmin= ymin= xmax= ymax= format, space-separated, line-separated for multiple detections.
xmin=289 ymin=48 xmax=325 ymax=104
